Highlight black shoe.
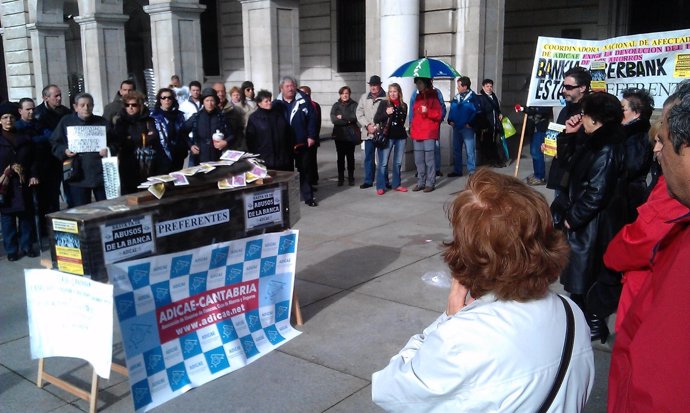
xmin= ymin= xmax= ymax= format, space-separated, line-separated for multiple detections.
xmin=305 ymin=200 xmax=318 ymax=207
xmin=447 ymin=172 xmax=462 ymax=177
xmin=587 ymin=313 xmax=610 ymax=344
xmin=348 ymin=178 xmax=355 ymax=186
xmin=337 ymin=180 xmax=344 ymax=187
xmin=385 ymin=183 xmax=392 ymax=189
xmin=436 ymin=171 xmax=443 ymax=177
xmin=360 ymin=183 xmax=372 ymax=189
xmin=8 ymin=253 xmax=19 ymax=262
xmin=24 ymin=250 xmax=38 ymax=258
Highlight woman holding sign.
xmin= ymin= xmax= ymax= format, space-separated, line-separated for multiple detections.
xmin=50 ymin=93 xmax=112 ymax=207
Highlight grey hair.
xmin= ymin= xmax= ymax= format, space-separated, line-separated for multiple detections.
xmin=280 ymin=76 xmax=298 ymax=88
xmin=73 ymin=92 xmax=94 ymax=105
xmin=667 ymin=95 xmax=690 ymax=154
xmin=42 ymin=84 xmax=60 ymax=98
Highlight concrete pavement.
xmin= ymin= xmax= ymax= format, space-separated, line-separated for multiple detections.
xmin=0 ymin=140 xmax=611 ymax=412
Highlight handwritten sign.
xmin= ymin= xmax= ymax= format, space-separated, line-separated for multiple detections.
xmin=25 ymin=269 xmax=114 ymax=378
xmin=67 ymin=125 xmax=107 ymax=153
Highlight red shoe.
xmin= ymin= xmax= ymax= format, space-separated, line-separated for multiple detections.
xmin=394 ymin=186 xmax=408 ymax=192
xmin=376 ymin=189 xmax=385 ymax=195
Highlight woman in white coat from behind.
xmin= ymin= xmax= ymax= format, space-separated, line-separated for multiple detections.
xmin=372 ymin=169 xmax=595 ymax=412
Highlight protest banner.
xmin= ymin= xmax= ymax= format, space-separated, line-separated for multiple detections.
xmin=67 ymin=125 xmax=107 ymax=153
xmin=107 ymin=230 xmax=301 ymax=412
xmin=527 ymin=29 xmax=690 ymax=107
xmin=25 ymin=269 xmax=114 ymax=378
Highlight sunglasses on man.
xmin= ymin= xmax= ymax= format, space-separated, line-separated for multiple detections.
xmin=562 ymin=84 xmax=581 ymax=91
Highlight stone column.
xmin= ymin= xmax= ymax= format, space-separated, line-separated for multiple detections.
xmin=240 ymin=0 xmax=300 ymax=94
xmin=0 ymin=0 xmax=35 ymax=100
xmin=27 ymin=22 xmax=70 ymax=99
xmin=454 ymin=0 xmax=504 ymax=96
xmin=144 ymin=1 xmax=206 ymax=91
xmin=73 ymin=13 xmax=129 ymax=114
xmin=380 ymin=1 xmax=419 ymax=171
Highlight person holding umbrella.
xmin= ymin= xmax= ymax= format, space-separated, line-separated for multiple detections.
xmin=410 ymin=77 xmax=443 ymax=192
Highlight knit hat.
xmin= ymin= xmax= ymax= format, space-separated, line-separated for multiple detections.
xmin=0 ymin=102 xmax=19 ymax=118
xmin=200 ymin=87 xmax=219 ymax=105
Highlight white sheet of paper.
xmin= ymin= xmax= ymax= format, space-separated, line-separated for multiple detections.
xmin=25 ymin=269 xmax=114 ymax=378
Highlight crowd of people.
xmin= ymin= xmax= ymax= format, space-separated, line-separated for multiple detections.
xmin=3 ymin=69 xmax=689 ymax=411
xmin=373 ymin=72 xmax=690 ymax=412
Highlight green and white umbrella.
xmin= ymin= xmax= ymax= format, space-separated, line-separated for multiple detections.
xmin=389 ymin=58 xmax=461 ymax=79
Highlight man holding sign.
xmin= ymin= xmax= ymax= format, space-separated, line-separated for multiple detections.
xmin=50 ymin=93 xmax=112 ymax=207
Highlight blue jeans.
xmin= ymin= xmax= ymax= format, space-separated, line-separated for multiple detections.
xmin=530 ymin=130 xmax=546 ymax=179
xmin=376 ymin=139 xmax=406 ymax=190
xmin=363 ymin=139 xmax=376 ymax=185
xmin=434 ymin=139 xmax=441 ymax=173
xmin=1 ymin=211 xmax=33 ymax=255
xmin=452 ymin=126 xmax=476 ymax=175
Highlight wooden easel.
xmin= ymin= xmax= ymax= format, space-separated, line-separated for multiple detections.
xmin=292 ymin=290 xmax=303 ymax=326
xmin=37 ymin=359 xmax=128 ymax=413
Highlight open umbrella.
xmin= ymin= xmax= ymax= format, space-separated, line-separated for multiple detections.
xmin=389 ymin=58 xmax=461 ymax=79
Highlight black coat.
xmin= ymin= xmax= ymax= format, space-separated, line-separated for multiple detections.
xmin=330 ymin=99 xmax=359 ymax=143
xmin=622 ymin=118 xmax=653 ymax=221
xmin=245 ymin=108 xmax=294 ymax=171
xmin=547 ymin=100 xmax=584 ymax=191
xmin=0 ymin=131 xmax=37 ymax=213
xmin=559 ymin=122 xmax=627 ymax=295
xmin=374 ymin=100 xmax=408 ymax=139
xmin=182 ymin=109 xmax=233 ymax=163
xmin=112 ymin=110 xmax=160 ymax=194
xmin=50 ymin=113 xmax=111 ymax=188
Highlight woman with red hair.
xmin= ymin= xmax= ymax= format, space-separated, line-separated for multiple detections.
xmin=373 ymin=169 xmax=595 ymax=412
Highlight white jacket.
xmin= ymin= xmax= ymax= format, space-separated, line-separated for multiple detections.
xmin=372 ymin=292 xmax=594 ymax=412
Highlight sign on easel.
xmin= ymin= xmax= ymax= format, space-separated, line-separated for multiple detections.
xmin=25 ymin=269 xmax=114 ymax=378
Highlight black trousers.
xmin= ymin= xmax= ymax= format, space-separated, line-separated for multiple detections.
xmin=295 ymin=149 xmax=314 ymax=202
xmin=334 ymin=140 xmax=355 ymax=180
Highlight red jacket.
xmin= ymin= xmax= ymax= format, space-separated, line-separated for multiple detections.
xmin=410 ymin=89 xmax=442 ymax=140
xmin=608 ymin=199 xmax=690 ymax=413
xmin=603 ymin=176 xmax=689 ymax=331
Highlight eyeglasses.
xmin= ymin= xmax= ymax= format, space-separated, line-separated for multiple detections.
xmin=160 ymin=96 xmax=174 ymax=101
xmin=125 ymin=103 xmax=139 ymax=108
xmin=245 ymin=88 xmax=254 ymax=91
xmin=562 ymin=84 xmax=581 ymax=91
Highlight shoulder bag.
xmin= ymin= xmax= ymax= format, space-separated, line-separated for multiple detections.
xmin=537 ymin=294 xmax=575 ymax=413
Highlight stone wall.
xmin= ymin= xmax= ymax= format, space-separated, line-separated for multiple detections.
xmin=1 ymin=0 xmax=34 ymax=100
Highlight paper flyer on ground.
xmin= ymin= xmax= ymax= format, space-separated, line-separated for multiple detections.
xmin=25 ymin=269 xmax=114 ymax=378
xmin=107 ymin=230 xmax=301 ymax=412
xmin=527 ymin=29 xmax=690 ymax=107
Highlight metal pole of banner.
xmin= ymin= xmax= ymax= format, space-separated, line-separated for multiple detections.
xmin=514 ymin=113 xmax=529 ymax=178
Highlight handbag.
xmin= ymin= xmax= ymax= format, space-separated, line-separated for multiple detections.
xmin=345 ymin=123 xmax=362 ymax=145
xmin=372 ymin=114 xmax=392 ymax=149
xmin=502 ymin=116 xmax=517 ymax=138
xmin=536 ymin=294 xmax=575 ymax=413
xmin=63 ymin=156 xmax=82 ymax=183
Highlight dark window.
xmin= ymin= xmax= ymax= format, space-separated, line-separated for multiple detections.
xmin=200 ymin=0 xmax=220 ymax=76
xmin=337 ymin=0 xmax=365 ymax=72
xmin=561 ymin=29 xmax=582 ymax=39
